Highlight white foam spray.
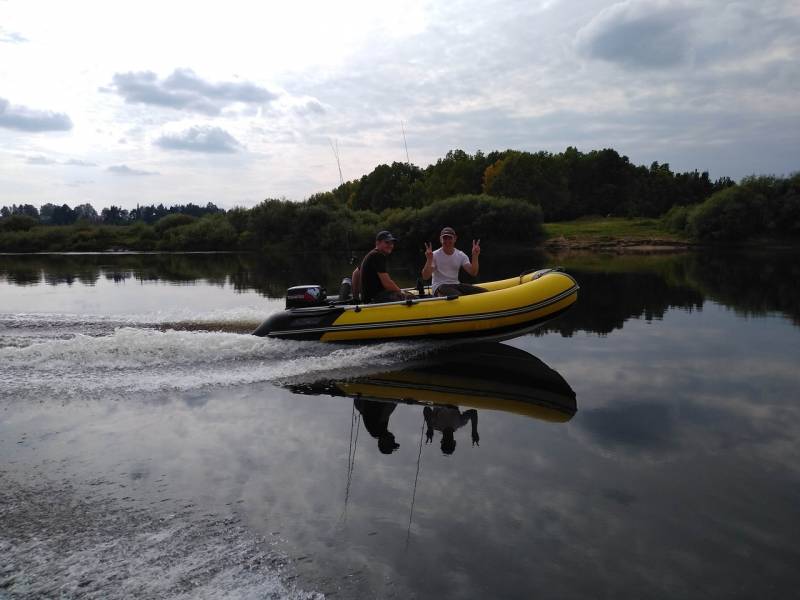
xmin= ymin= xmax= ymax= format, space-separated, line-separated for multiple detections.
xmin=0 ymin=326 xmax=436 ymax=401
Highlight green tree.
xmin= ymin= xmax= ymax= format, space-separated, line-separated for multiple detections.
xmin=154 ymin=213 xmax=197 ymax=234
xmin=483 ymin=151 xmax=570 ymax=220
xmin=351 ymin=162 xmax=424 ymax=212
xmin=74 ymin=203 xmax=99 ymax=223
xmin=421 ymin=149 xmax=491 ymax=201
xmin=0 ymin=214 xmax=39 ymax=232
xmin=101 ymin=205 xmax=129 ymax=225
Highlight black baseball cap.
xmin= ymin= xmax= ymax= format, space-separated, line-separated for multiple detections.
xmin=440 ymin=227 xmax=456 ymax=237
xmin=376 ymin=230 xmax=397 ymax=242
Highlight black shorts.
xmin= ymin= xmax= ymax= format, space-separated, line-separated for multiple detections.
xmin=434 ymin=283 xmax=487 ymax=297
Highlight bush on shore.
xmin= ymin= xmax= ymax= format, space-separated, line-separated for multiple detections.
xmin=663 ymin=174 xmax=800 ymax=241
xmin=384 ymin=194 xmax=544 ymax=247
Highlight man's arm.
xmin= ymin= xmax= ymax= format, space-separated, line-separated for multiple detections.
xmin=464 ymin=409 xmax=479 ymax=446
xmin=378 ymin=272 xmax=403 ymax=293
xmin=351 ymin=267 xmax=361 ymax=297
xmin=424 ymin=406 xmax=434 ymax=443
xmin=463 ymin=240 xmax=480 ymax=277
xmin=421 ymin=242 xmax=434 ymax=280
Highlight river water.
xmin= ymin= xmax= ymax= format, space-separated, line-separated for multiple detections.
xmin=1 ymin=250 xmax=799 ymax=599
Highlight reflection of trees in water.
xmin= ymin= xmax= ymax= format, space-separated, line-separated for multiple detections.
xmin=0 ymin=252 xmax=353 ymax=298
xmin=227 ymin=251 xmax=353 ymax=298
xmin=542 ymin=270 xmax=705 ymax=336
xmin=542 ymin=250 xmax=800 ymax=334
xmin=2 ymin=250 xmax=798 ymax=326
xmin=0 ymin=254 xmax=234 ymax=287
xmin=0 ymin=254 xmax=254 ymax=290
xmin=683 ymin=251 xmax=800 ymax=326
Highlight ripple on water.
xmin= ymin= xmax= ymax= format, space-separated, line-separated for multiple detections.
xmin=0 ymin=478 xmax=324 ymax=600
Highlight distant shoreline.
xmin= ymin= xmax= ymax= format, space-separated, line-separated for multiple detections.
xmin=543 ymin=236 xmax=694 ymax=253
xmin=2 ymin=215 xmax=797 ymax=255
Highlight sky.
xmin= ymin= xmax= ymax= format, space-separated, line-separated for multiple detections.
xmin=1 ymin=0 xmax=798 ymax=211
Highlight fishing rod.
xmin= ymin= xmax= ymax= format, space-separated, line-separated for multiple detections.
xmin=330 ymin=138 xmax=344 ymax=186
xmin=401 ymin=120 xmax=410 ymax=165
xmin=340 ymin=404 xmax=361 ymax=523
xmin=405 ymin=413 xmax=426 ymax=549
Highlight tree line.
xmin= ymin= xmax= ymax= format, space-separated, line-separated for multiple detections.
xmin=1 ymin=147 xmax=797 ymax=252
xmin=0 ymin=193 xmax=544 ymax=253
xmin=320 ymin=147 xmax=734 ymax=220
xmin=0 ymin=201 xmax=223 ymax=227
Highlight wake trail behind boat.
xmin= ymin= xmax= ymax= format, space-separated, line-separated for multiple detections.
xmin=0 ymin=326 xmax=437 ymax=402
xmin=0 ymin=306 xmax=272 ymax=348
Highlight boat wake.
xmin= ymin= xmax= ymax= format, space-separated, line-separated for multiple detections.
xmin=0 ymin=322 xmax=437 ymax=402
xmin=0 ymin=306 xmax=270 ymax=346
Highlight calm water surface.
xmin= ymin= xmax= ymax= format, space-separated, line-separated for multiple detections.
xmin=1 ymin=250 xmax=799 ymax=599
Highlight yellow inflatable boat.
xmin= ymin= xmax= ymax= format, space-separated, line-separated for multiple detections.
xmin=253 ymin=268 xmax=578 ymax=342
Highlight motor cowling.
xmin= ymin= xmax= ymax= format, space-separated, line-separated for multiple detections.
xmin=285 ymin=285 xmax=327 ymax=309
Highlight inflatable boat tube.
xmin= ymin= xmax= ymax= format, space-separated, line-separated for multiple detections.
xmin=253 ymin=268 xmax=578 ymax=343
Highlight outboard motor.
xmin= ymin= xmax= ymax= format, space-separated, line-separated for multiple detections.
xmin=286 ymin=285 xmax=327 ymax=309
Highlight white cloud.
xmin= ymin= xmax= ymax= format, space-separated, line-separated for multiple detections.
xmin=107 ymin=165 xmax=159 ymax=176
xmin=106 ymin=69 xmax=277 ymax=116
xmin=576 ymin=0 xmax=693 ymax=68
xmin=155 ymin=126 xmax=243 ymax=154
xmin=64 ymin=179 xmax=94 ymax=187
xmin=26 ymin=155 xmax=57 ymax=165
xmin=0 ymin=97 xmax=73 ymax=132
xmin=0 ymin=27 xmax=27 ymax=43
xmin=23 ymin=154 xmax=97 ymax=167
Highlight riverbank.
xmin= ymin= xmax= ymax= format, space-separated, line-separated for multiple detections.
xmin=5 ymin=215 xmax=795 ymax=255
xmin=542 ymin=217 xmax=693 ymax=252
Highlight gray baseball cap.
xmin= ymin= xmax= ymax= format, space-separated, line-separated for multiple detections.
xmin=376 ymin=230 xmax=397 ymax=242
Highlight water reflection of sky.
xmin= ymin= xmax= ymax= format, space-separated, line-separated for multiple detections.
xmin=2 ymin=254 xmax=800 ymax=598
xmin=0 ymin=274 xmax=281 ymax=317
xmin=514 ymin=304 xmax=800 ymax=466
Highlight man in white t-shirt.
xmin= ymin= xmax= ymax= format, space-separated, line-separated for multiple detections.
xmin=421 ymin=226 xmax=487 ymax=296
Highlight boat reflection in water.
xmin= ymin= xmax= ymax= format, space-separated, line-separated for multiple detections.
xmin=285 ymin=342 xmax=577 ymax=455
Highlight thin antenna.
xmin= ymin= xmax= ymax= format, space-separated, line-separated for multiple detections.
xmin=401 ymin=121 xmax=410 ymax=164
xmin=330 ymin=138 xmax=344 ymax=186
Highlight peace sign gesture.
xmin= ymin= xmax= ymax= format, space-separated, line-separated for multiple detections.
xmin=424 ymin=241 xmax=433 ymax=260
xmin=472 ymin=239 xmax=481 ymax=257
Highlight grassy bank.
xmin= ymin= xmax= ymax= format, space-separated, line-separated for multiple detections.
xmin=543 ymin=217 xmax=687 ymax=242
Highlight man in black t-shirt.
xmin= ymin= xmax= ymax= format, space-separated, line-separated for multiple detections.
xmin=354 ymin=398 xmax=400 ymax=454
xmin=357 ymin=230 xmax=409 ymax=303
